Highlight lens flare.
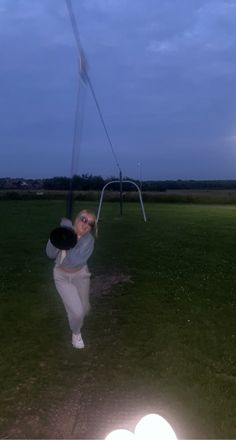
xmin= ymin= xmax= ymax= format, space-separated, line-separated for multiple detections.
xmin=135 ymin=414 xmax=177 ymax=440
xmin=104 ymin=429 xmax=135 ymax=440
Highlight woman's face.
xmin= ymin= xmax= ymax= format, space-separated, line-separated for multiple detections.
xmin=74 ymin=212 xmax=96 ymax=236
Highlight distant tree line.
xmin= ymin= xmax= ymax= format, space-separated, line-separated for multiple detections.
xmin=43 ymin=174 xmax=105 ymax=190
xmin=42 ymin=176 xmax=236 ymax=191
xmin=142 ymin=179 xmax=236 ymax=191
xmin=2 ymin=175 xmax=236 ymax=191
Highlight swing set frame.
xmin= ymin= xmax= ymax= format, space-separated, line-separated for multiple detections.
xmin=97 ymin=178 xmax=147 ymax=223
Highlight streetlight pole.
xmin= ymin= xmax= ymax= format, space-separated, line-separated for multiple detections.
xmin=138 ymin=161 xmax=142 ymax=191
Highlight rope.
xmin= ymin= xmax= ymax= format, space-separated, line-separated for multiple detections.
xmin=86 ymin=75 xmax=121 ymax=173
xmin=66 ymin=79 xmax=86 ymax=219
xmin=65 ymin=0 xmax=84 ymax=57
xmin=64 ymin=0 xmax=122 ymax=174
xmin=63 ymin=0 xmax=88 ymax=218
xmin=70 ymin=79 xmax=86 ymax=178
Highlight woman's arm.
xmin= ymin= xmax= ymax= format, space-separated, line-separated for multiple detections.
xmin=46 ymin=239 xmax=60 ymax=259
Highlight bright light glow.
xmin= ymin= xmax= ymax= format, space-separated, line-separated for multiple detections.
xmin=134 ymin=414 xmax=177 ymax=440
xmin=104 ymin=428 xmax=135 ymax=440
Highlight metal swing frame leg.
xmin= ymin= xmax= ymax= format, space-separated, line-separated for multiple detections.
xmin=96 ymin=180 xmax=147 ymax=223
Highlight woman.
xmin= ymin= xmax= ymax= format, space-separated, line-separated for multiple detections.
xmin=46 ymin=209 xmax=97 ymax=349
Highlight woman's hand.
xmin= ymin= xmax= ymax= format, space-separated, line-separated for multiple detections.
xmin=60 ymin=218 xmax=73 ymax=228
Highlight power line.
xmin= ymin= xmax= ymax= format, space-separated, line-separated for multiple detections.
xmin=64 ymin=0 xmax=122 ymax=174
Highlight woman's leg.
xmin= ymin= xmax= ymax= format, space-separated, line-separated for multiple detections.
xmin=53 ymin=267 xmax=84 ymax=335
xmin=72 ymin=265 xmax=91 ymax=319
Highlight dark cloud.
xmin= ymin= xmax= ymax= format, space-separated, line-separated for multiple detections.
xmin=1 ymin=0 xmax=236 ymax=179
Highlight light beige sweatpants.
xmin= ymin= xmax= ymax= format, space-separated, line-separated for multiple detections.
xmin=53 ymin=265 xmax=91 ymax=335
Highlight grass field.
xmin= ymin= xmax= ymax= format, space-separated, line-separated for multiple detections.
xmin=0 ymin=200 xmax=236 ymax=438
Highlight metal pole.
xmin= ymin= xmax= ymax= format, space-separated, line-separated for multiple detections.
xmin=138 ymin=161 xmax=142 ymax=192
xmin=123 ymin=180 xmax=147 ymax=222
xmin=140 ymin=161 xmax=142 ymax=192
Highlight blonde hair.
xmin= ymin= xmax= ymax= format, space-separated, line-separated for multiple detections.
xmin=75 ymin=209 xmax=98 ymax=238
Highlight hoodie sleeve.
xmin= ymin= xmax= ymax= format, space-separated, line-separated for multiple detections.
xmin=61 ymin=234 xmax=94 ymax=269
xmin=60 ymin=218 xmax=73 ymax=228
xmin=46 ymin=239 xmax=60 ymax=259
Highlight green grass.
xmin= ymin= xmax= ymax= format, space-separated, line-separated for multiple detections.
xmin=0 ymin=200 xmax=236 ymax=438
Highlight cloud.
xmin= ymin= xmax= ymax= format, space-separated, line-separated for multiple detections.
xmin=183 ymin=0 xmax=236 ymax=49
xmin=144 ymin=0 xmax=236 ymax=90
xmin=147 ymin=0 xmax=236 ymax=57
xmin=147 ymin=40 xmax=175 ymax=54
xmin=1 ymin=0 xmax=236 ymax=179
xmin=0 ymin=0 xmax=72 ymax=49
xmin=225 ymin=135 xmax=236 ymax=144
xmin=81 ymin=0 xmax=129 ymax=14
xmin=0 ymin=0 xmax=45 ymax=31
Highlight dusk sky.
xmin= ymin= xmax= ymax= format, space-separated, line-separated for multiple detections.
xmin=1 ymin=0 xmax=236 ymax=180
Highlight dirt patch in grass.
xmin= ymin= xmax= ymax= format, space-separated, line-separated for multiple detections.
xmin=91 ymin=272 xmax=133 ymax=296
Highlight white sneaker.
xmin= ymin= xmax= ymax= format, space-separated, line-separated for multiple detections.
xmin=72 ymin=332 xmax=85 ymax=349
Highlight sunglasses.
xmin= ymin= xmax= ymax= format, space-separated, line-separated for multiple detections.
xmin=79 ymin=215 xmax=95 ymax=228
